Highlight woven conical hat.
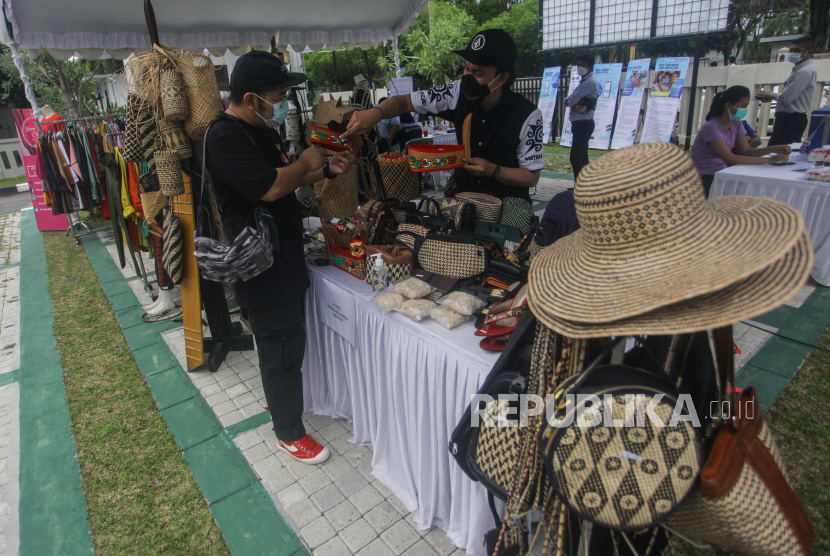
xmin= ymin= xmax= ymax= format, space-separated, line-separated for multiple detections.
xmin=532 ymin=230 xmax=812 ymax=338
xmin=529 ymin=143 xmax=806 ymax=325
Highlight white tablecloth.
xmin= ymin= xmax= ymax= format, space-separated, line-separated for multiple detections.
xmin=710 ymin=153 xmax=830 ymax=285
xmin=301 ymin=263 xmax=500 ymax=555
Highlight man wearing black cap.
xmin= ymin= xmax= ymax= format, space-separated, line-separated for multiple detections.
xmin=205 ymin=50 xmax=356 ymax=465
xmin=343 ymin=29 xmax=544 ymax=201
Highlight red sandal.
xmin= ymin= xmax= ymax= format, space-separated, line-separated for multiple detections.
xmin=474 ymin=285 xmax=528 ymax=337
xmin=479 ymin=333 xmax=512 ymax=351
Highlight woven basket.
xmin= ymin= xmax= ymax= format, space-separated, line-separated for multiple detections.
xmin=314 ymin=166 xmax=359 ymax=221
xmin=160 ymin=69 xmax=189 ymax=121
xmin=456 ymin=192 xmax=503 ymax=224
xmin=179 ymin=51 xmax=222 ymax=141
xmin=140 ymin=190 xmax=165 ymax=221
xmin=378 ymin=151 xmax=420 ymax=201
xmin=155 ymin=150 xmax=183 ymax=196
xmin=125 ymin=94 xmax=157 ymax=165
xmin=158 ymin=117 xmax=192 ymax=159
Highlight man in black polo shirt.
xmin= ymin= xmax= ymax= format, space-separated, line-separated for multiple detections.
xmin=205 ymin=50 xmax=356 ymax=464
xmin=343 ymin=29 xmax=544 ymax=201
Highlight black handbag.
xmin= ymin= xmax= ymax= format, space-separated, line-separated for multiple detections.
xmin=407 ymin=198 xmax=454 ymax=230
xmin=427 ymin=196 xmax=477 ymax=232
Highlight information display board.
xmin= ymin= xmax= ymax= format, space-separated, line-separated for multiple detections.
xmin=559 ymin=66 xmax=582 ymax=148
xmin=589 ymin=63 xmax=623 ymax=149
xmin=640 ymin=57 xmax=691 ymax=144
xmin=611 ymin=59 xmax=652 ymax=150
xmin=538 ymin=67 xmax=562 ymax=144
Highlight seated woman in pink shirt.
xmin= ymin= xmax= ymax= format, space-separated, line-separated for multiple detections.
xmin=691 ymin=85 xmax=791 ymax=197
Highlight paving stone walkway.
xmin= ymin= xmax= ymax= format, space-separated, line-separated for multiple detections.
xmin=0 ymin=269 xmax=20 ymax=376
xmin=0 ymin=214 xmax=21 ymax=268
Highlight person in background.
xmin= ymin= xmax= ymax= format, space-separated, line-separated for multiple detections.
xmin=709 ymin=61 xmax=718 ymax=67
xmin=756 ymin=35 xmax=817 ymax=146
xmin=691 ymin=85 xmax=790 ymax=197
xmin=375 ymin=97 xmax=400 ymax=152
xmin=565 ymin=55 xmax=598 ymax=181
xmin=729 ymin=56 xmax=738 ymax=66
xmin=739 ymin=120 xmax=762 ymax=148
xmin=396 ymin=112 xmax=423 ymax=149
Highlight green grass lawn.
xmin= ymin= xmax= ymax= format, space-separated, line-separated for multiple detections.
xmin=666 ymin=324 xmax=830 ymax=555
xmin=43 ymin=231 xmax=230 ymax=556
xmin=542 ymin=141 xmax=610 ymax=175
xmin=0 ymin=176 xmax=25 ymax=189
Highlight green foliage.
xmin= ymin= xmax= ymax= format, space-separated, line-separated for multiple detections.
xmin=403 ymin=2 xmax=477 ymax=83
xmin=743 ymin=7 xmax=809 ymax=60
xmin=0 ymin=45 xmax=67 ymax=112
xmin=304 ymin=47 xmax=382 ymax=92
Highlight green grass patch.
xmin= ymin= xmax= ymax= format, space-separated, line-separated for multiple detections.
xmin=666 ymin=325 xmax=830 ymax=555
xmin=0 ymin=176 xmax=25 ymax=189
xmin=542 ymin=141 xmax=610 ymax=175
xmin=43 ymin=230 xmax=230 ymax=556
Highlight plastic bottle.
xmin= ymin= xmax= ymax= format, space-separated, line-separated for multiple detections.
xmin=370 ymin=253 xmax=389 ymax=292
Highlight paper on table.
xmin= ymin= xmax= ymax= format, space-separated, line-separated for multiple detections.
xmin=316 ymin=277 xmax=357 ymax=347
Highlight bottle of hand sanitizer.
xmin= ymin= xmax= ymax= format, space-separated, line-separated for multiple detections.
xmin=370 ymin=253 xmax=389 ymax=292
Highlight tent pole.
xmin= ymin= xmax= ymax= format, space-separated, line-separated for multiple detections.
xmin=332 ymin=51 xmax=340 ymax=92
xmin=684 ymin=34 xmax=702 ymax=151
xmin=8 ymin=42 xmax=38 ymax=113
xmin=393 ymin=36 xmax=402 ymax=78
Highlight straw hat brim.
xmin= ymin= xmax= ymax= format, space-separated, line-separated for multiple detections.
xmin=530 ymin=231 xmax=812 ymax=338
xmin=529 ymin=196 xmax=804 ymax=324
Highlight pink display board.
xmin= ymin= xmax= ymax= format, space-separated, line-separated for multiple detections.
xmin=12 ymin=109 xmax=69 ymax=231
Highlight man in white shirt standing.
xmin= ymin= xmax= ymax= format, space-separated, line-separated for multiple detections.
xmin=757 ymin=36 xmax=818 ymax=146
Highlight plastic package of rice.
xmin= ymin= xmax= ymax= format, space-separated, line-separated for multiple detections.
xmin=430 ymin=306 xmax=470 ymax=330
xmin=395 ymin=298 xmax=437 ymax=322
xmin=374 ymin=291 xmax=406 ymax=313
xmin=438 ymin=291 xmax=485 ymax=316
xmin=394 ymin=277 xmax=436 ymax=299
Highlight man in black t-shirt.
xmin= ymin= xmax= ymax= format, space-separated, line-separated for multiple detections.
xmin=343 ymin=29 xmax=544 ymax=201
xmin=205 ymin=50 xmax=356 ymax=465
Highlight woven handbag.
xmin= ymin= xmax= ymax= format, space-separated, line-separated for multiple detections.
xmin=378 ymin=151 xmax=421 ymax=201
xmin=162 ymin=206 xmax=184 ymax=285
xmin=125 ymin=94 xmax=157 ymax=165
xmin=314 ymin=166 xmax=360 ymax=221
xmin=456 ymin=192 xmax=502 ymax=225
xmin=500 ymin=197 xmax=535 ymax=236
xmin=427 ymin=197 xmax=476 ymax=232
xmin=538 ymin=341 xmax=704 ymax=532
xmin=365 ymin=245 xmax=413 ymax=287
xmin=179 ymin=51 xmax=222 ymax=141
xmin=155 ymin=149 xmax=183 ymax=196
xmin=160 ymin=69 xmax=189 ymax=121
xmin=666 ymin=327 xmax=813 ymax=556
xmin=412 ymin=235 xmax=488 ymax=279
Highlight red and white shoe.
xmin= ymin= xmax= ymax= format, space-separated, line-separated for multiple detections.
xmin=276 ymin=434 xmax=330 ymax=465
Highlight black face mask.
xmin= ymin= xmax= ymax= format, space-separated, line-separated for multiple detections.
xmin=460 ymin=73 xmax=502 ymax=102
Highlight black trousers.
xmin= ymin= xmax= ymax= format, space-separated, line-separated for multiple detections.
xmin=247 ymin=297 xmax=307 ymax=442
xmin=699 ymin=174 xmax=715 ymax=198
xmin=768 ymin=111 xmax=808 ymax=146
xmin=570 ymin=119 xmax=595 ymax=181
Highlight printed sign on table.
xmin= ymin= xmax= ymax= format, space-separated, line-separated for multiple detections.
xmin=611 ymin=59 xmax=652 ymax=150
xmin=640 ymin=57 xmax=691 ymax=144
xmin=559 ymin=66 xmax=582 ymax=148
xmin=538 ymin=67 xmax=561 ymax=144
xmin=589 ymin=63 xmax=623 ymax=150
xmin=316 ymin=276 xmax=357 ymax=347
xmin=12 ymin=109 xmax=68 ymax=231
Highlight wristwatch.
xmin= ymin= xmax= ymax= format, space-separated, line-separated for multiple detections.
xmin=323 ymin=161 xmax=335 ymax=180
xmin=491 ymin=165 xmax=501 ymax=180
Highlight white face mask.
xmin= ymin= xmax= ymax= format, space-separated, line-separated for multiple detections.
xmin=577 ymin=66 xmax=588 ymax=77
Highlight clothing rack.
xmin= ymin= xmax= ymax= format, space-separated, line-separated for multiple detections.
xmin=35 ymin=113 xmax=125 ymax=246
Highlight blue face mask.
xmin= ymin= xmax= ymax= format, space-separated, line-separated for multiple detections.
xmin=787 ymin=52 xmax=802 ymax=64
xmin=254 ymin=94 xmax=289 ymax=128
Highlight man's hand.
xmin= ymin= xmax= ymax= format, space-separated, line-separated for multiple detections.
xmin=773 ymin=144 xmax=792 ymax=156
xmin=463 ymin=157 xmax=497 ymax=178
xmin=299 ymin=146 xmax=326 ymax=173
xmin=328 ymin=150 xmax=357 ymax=176
xmin=770 ymin=153 xmax=790 ymax=163
xmin=755 ymin=91 xmax=775 ymax=102
xmin=341 ymin=108 xmax=382 ymax=140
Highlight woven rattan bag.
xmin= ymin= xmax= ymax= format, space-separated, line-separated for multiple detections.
xmin=456 ymin=192 xmax=502 ymax=225
xmin=378 ymin=151 xmax=420 ymax=201
xmin=125 ymin=95 xmax=157 ymax=164
xmin=500 ymin=197 xmax=535 ymax=236
xmin=155 ymin=150 xmax=183 ymax=196
xmin=160 ymin=69 xmax=189 ymax=121
xmin=162 ymin=206 xmax=184 ymax=285
xmin=314 ymin=166 xmax=359 ymax=221
xmin=158 ymin=117 xmax=192 ymax=159
xmin=179 ymin=51 xmax=222 ymax=141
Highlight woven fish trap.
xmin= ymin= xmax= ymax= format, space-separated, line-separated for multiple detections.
xmin=158 ymin=117 xmax=192 ymax=160
xmin=378 ymin=151 xmax=420 ymax=201
xmin=155 ymin=150 xmax=184 ymax=196
xmin=179 ymin=51 xmax=222 ymax=141
xmin=160 ymin=69 xmax=189 ymax=121
xmin=314 ymin=166 xmax=359 ymax=221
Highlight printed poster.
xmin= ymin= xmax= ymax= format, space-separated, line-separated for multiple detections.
xmin=538 ymin=67 xmax=561 ymax=144
xmin=640 ymin=57 xmax=690 ymax=144
xmin=611 ymin=58 xmax=652 ymax=150
xmin=589 ymin=63 xmax=623 ymax=150
xmin=388 ymin=77 xmax=413 ymax=97
xmin=316 ymin=277 xmax=356 ymax=347
xmin=559 ymin=66 xmax=582 ymax=148
xmin=12 ymin=109 xmax=69 ymax=231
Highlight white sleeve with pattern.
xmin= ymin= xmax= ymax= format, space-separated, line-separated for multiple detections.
xmin=517 ymin=109 xmax=545 ymax=171
xmin=410 ymin=82 xmax=462 ymax=115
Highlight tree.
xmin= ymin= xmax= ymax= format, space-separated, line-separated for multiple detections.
xmin=743 ymin=7 xmax=809 ymax=60
xmin=305 ymin=48 xmax=381 ymax=92
xmin=479 ymin=0 xmax=544 ymax=77
xmin=402 ymin=2 xmax=477 ymax=84
xmin=0 ymin=45 xmax=67 ymax=112
xmin=809 ymin=0 xmax=829 ymax=52
xmin=719 ymin=0 xmax=799 ymax=61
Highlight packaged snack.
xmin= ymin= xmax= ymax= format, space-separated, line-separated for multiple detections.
xmin=438 ymin=291 xmax=486 ymax=316
xmin=430 ymin=306 xmax=470 ymax=330
xmin=807 ymin=166 xmax=830 ymax=183
xmin=394 ymin=277 xmax=436 ymax=299
xmin=395 ymin=298 xmax=437 ymax=322
xmin=374 ymin=291 xmax=406 ymax=313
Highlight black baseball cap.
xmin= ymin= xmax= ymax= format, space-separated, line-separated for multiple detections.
xmin=452 ymin=29 xmax=517 ymax=68
xmin=229 ymin=50 xmax=307 ymax=93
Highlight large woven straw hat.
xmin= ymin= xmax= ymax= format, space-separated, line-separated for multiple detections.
xmin=529 ymin=143 xmax=812 ymax=337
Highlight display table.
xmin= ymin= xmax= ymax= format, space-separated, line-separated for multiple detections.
xmin=301 ymin=263 xmax=500 ymax=555
xmin=710 ymin=153 xmax=830 ymax=285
